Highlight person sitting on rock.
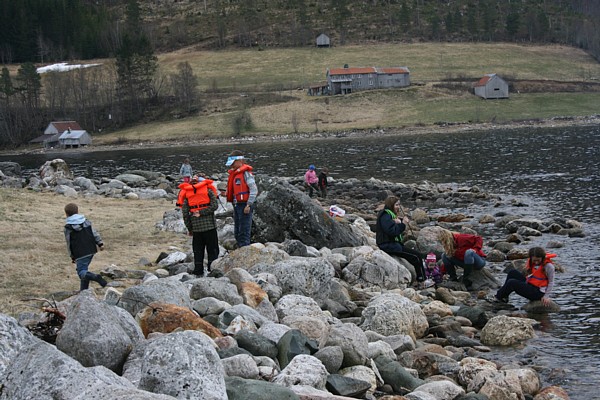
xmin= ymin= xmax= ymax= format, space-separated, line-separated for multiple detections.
xmin=495 ymin=246 xmax=556 ymax=306
xmin=438 ymin=229 xmax=486 ymax=289
xmin=376 ymin=196 xmax=426 ymax=284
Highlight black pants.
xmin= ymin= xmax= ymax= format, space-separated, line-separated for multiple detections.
xmin=378 ymin=242 xmax=426 ymax=282
xmin=496 ymin=269 xmax=544 ymax=301
xmin=192 ymin=229 xmax=219 ymax=274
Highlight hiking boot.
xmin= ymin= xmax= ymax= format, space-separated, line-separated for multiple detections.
xmin=448 ymin=275 xmax=459 ymax=282
xmin=495 ymin=294 xmax=509 ymax=303
xmin=462 ymin=277 xmax=472 ymax=289
xmin=98 ymin=276 xmax=108 ymax=288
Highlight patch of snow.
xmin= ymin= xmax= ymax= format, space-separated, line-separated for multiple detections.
xmin=36 ymin=63 xmax=102 ymax=74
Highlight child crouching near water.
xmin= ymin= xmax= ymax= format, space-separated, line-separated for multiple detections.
xmin=424 ymin=252 xmax=443 ymax=288
xmin=64 ymin=203 xmax=107 ymax=291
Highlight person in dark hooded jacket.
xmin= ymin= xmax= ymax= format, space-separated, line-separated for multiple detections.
xmin=64 ymin=203 xmax=107 ymax=291
xmin=375 ymin=196 xmax=426 ymax=283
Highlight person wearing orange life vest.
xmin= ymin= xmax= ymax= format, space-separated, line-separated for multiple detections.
xmin=495 ymin=247 xmax=556 ymax=306
xmin=178 ymin=175 xmax=219 ymax=276
xmin=225 ymin=150 xmax=258 ymax=247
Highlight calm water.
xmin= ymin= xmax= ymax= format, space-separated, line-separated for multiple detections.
xmin=3 ymin=125 xmax=600 ymax=398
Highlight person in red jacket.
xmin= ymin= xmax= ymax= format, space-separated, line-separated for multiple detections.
xmin=439 ymin=229 xmax=487 ymax=288
xmin=495 ymin=247 xmax=556 ymax=305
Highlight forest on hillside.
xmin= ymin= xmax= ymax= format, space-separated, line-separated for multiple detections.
xmin=1 ymin=0 xmax=599 ymax=64
xmin=0 ymin=0 xmax=599 ymax=148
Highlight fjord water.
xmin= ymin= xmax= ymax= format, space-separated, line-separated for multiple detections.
xmin=4 ymin=125 xmax=600 ymax=397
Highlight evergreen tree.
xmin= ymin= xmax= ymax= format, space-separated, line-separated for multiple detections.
xmin=115 ymin=0 xmax=158 ymax=119
xmin=0 ymin=67 xmax=15 ymax=106
xmin=16 ymin=62 xmax=42 ymax=112
xmin=506 ymin=9 xmax=521 ymax=39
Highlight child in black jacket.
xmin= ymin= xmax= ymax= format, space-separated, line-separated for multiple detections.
xmin=64 ymin=203 xmax=107 ymax=291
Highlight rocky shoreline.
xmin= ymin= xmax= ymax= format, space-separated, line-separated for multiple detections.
xmin=0 ymin=159 xmax=583 ymax=399
xmin=1 ymin=114 xmax=599 ymax=157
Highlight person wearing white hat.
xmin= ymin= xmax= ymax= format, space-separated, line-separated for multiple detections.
xmin=225 ymin=150 xmax=258 ymax=247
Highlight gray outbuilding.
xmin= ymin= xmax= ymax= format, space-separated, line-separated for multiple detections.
xmin=59 ymin=129 xmax=92 ymax=148
xmin=316 ymin=33 xmax=331 ymax=47
xmin=473 ymin=74 xmax=509 ymax=99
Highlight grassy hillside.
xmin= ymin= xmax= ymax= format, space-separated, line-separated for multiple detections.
xmin=93 ymin=42 xmax=600 ymax=145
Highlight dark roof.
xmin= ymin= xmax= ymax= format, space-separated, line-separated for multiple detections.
xmin=49 ymin=121 xmax=82 ymax=132
xmin=328 ymin=66 xmax=410 ymax=76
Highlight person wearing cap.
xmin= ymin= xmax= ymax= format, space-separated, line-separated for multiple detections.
xmin=178 ymin=174 xmax=219 ymax=275
xmin=304 ymin=164 xmax=319 ymax=198
xmin=424 ymin=252 xmax=443 ymax=287
xmin=225 ymin=150 xmax=258 ymax=247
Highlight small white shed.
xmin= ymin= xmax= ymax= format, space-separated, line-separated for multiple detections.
xmin=316 ymin=33 xmax=331 ymax=48
xmin=474 ymin=74 xmax=509 ymax=99
xmin=59 ymin=129 xmax=92 ymax=148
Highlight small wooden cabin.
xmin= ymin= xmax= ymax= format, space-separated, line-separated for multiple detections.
xmin=474 ymin=74 xmax=509 ymax=99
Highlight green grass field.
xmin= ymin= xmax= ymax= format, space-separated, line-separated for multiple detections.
xmin=95 ymin=42 xmax=600 ymax=144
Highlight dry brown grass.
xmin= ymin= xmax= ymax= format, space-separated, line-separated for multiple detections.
xmin=0 ymin=188 xmax=187 ymax=316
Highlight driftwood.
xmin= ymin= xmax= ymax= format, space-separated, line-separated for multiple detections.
xmin=23 ymin=298 xmax=66 ymax=344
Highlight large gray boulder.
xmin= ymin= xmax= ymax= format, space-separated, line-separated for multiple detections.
xmin=480 ymin=315 xmax=536 ymax=346
xmin=250 ymin=257 xmax=335 ymax=302
xmin=252 ymin=176 xmax=365 ymax=248
xmin=323 ymin=323 xmax=369 ymax=368
xmin=0 ymin=340 xmax=174 ymax=400
xmin=225 ymin=376 xmax=299 ymax=400
xmin=190 ymin=278 xmax=244 ymax=305
xmin=0 ymin=313 xmax=38 ymax=378
xmin=342 ymin=249 xmax=411 ymax=290
xmin=272 ymin=354 xmax=329 ymax=390
xmin=117 ymin=280 xmax=191 ymax=317
xmin=39 ymin=158 xmax=73 ymax=183
xmin=55 ymin=291 xmax=144 ymax=372
xmin=360 ymin=293 xmax=428 ymax=339
xmin=137 ymin=330 xmax=227 ymax=399
xmin=0 ymin=161 xmax=21 ymax=176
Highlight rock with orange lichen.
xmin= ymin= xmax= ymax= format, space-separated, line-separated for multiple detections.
xmin=137 ymin=302 xmax=223 ymax=339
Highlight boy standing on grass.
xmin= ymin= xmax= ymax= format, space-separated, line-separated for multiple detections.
xmin=64 ymin=203 xmax=107 ymax=291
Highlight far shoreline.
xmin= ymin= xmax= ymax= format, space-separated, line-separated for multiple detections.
xmin=1 ymin=115 xmax=598 ymax=157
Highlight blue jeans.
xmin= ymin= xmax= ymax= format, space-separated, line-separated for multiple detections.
xmin=76 ymin=255 xmax=93 ymax=290
xmin=233 ymin=203 xmax=253 ymax=247
xmin=442 ymin=249 xmax=486 ymax=280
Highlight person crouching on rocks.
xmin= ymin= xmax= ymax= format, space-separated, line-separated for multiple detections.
xmin=495 ymin=246 xmax=556 ymax=306
xmin=438 ymin=228 xmax=486 ymax=289
xmin=375 ymin=196 xmax=426 ymax=284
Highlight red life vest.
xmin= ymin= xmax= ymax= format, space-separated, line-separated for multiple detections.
xmin=176 ymin=180 xmax=217 ymax=211
xmin=525 ymin=253 xmax=556 ymax=288
xmin=227 ymin=164 xmax=253 ymax=203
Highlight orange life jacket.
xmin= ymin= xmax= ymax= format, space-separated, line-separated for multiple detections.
xmin=525 ymin=253 xmax=556 ymax=288
xmin=176 ymin=180 xmax=217 ymax=211
xmin=227 ymin=164 xmax=253 ymax=203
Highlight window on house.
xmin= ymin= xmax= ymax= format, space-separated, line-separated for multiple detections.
xmin=369 ymin=79 xmax=373 ymax=86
